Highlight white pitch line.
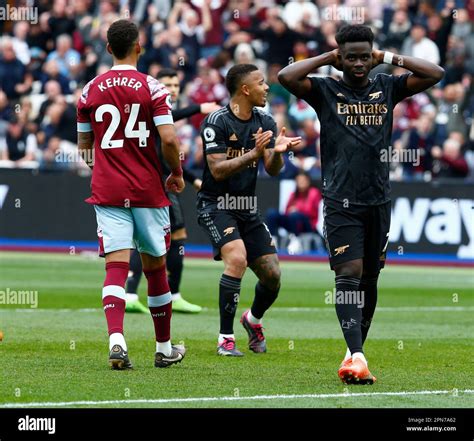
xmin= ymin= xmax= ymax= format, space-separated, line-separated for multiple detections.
xmin=1 ymin=389 xmax=473 ymax=408
xmin=2 ymin=306 xmax=473 ymax=313
xmin=275 ymin=306 xmax=474 ymax=312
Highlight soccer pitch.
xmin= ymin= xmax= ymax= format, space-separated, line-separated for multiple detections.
xmin=0 ymin=251 xmax=473 ymax=408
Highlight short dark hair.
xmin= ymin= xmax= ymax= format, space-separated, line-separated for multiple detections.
xmin=335 ymin=24 xmax=374 ymax=48
xmin=157 ymin=68 xmax=178 ymax=79
xmin=225 ymin=64 xmax=258 ymax=96
xmin=107 ymin=20 xmax=139 ymax=60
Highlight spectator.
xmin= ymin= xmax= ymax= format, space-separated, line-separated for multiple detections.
xmin=158 ymin=25 xmax=198 ymax=82
xmin=46 ymin=0 xmax=76 ymax=39
xmin=0 ymin=0 xmax=469 ymax=190
xmin=226 ymin=0 xmax=253 ymax=31
xmin=53 ymin=96 xmax=78 ymax=144
xmin=39 ymin=59 xmax=71 ymax=94
xmin=35 ymin=80 xmax=63 ymax=127
xmin=266 ymin=172 xmax=322 ymax=252
xmin=314 ymin=20 xmax=339 ymax=60
xmin=434 ymin=83 xmax=468 ymax=142
xmin=17 ymin=97 xmax=34 ymax=130
xmin=38 ymin=102 xmax=64 ymax=150
xmin=168 ymin=0 xmax=211 ymax=64
xmin=187 ymin=63 xmax=227 ymax=131
xmin=0 ymin=117 xmax=38 ymax=168
xmin=0 ymin=38 xmax=33 ymax=100
xmin=267 ymin=63 xmax=292 ymax=106
xmin=465 ymin=32 xmax=474 ymax=75
xmin=432 ymin=138 xmax=468 ymax=178
xmin=29 ymin=47 xmax=47 ymax=82
xmin=271 ymin=111 xmax=300 ymax=179
xmin=401 ymin=22 xmax=440 ymax=65
xmin=46 ymin=34 xmax=81 ymax=80
xmin=11 ymin=21 xmax=31 ymax=66
xmin=132 ymin=0 xmax=171 ymax=23
xmin=0 ymin=90 xmax=12 ymax=137
xmin=233 ymin=43 xmax=267 ymax=74
xmin=444 ymin=49 xmax=467 ymax=85
xmin=251 ymin=15 xmax=308 ymax=66
xmin=383 ymin=10 xmax=411 ymax=51
xmin=288 ymin=99 xmax=317 ymax=124
xmin=188 ymin=133 xmax=205 ymax=171
xmin=191 ymin=0 xmax=227 ymax=59
xmin=269 ymin=96 xmax=289 ymax=120
xmin=465 ymin=122 xmax=474 ymax=180
xmin=401 ymin=114 xmax=436 ymax=180
xmin=282 ymin=0 xmax=320 ymax=32
xmin=392 ymin=100 xmax=410 ymax=142
xmin=210 ymin=49 xmax=232 ymax=78
xmin=73 ymin=0 xmax=94 ymax=39
xmin=85 ymin=22 xmax=115 ymax=77
xmin=39 ymin=135 xmax=78 ymax=171
xmin=291 ymin=118 xmax=321 ymax=178
xmin=451 ymin=8 xmax=472 ymax=40
xmin=27 ymin=15 xmax=53 ymax=54
xmin=426 ymin=5 xmax=454 ymax=66
xmin=222 ymin=20 xmax=253 ymax=54
xmin=449 ymin=131 xmax=467 ymax=151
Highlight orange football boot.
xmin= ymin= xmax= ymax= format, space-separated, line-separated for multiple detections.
xmin=338 ymin=357 xmax=376 ymax=385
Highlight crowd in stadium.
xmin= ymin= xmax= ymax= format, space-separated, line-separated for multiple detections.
xmin=0 ymin=0 xmax=473 ymax=181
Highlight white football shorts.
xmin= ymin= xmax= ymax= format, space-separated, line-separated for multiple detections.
xmin=94 ymin=205 xmax=171 ymax=257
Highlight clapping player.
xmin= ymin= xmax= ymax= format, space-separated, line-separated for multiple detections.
xmin=198 ymin=64 xmax=301 ymax=356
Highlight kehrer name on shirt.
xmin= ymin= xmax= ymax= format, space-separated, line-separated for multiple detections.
xmin=98 ymin=76 xmax=142 ymax=92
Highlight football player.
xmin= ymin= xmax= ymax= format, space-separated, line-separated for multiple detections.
xmin=77 ymin=20 xmax=187 ymax=369
xmin=198 ymin=64 xmax=301 ymax=355
xmin=279 ymin=24 xmax=444 ymax=383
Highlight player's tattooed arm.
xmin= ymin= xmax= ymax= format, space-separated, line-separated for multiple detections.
xmin=207 ymin=150 xmax=260 ymax=181
xmin=250 ymin=254 xmax=281 ymax=291
xmin=375 ymin=49 xmax=445 ymax=94
xmin=264 ymin=127 xmax=302 ymax=176
xmin=278 ymin=51 xmax=338 ymax=97
xmin=207 ymin=128 xmax=273 ymax=181
xmin=77 ymin=131 xmax=95 ymax=169
xmin=263 ymin=148 xmax=284 ymax=177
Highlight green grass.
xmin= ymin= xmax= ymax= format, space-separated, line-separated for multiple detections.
xmin=0 ymin=252 xmax=473 ymax=408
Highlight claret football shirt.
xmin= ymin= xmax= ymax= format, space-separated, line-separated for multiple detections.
xmin=77 ymin=65 xmax=173 ymax=208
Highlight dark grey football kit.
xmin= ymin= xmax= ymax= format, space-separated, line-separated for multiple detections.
xmin=301 ymin=73 xmax=412 ymax=270
xmin=197 ymin=105 xmax=278 ymax=262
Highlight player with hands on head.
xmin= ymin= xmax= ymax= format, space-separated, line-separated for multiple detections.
xmin=279 ymin=24 xmax=444 ymax=384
